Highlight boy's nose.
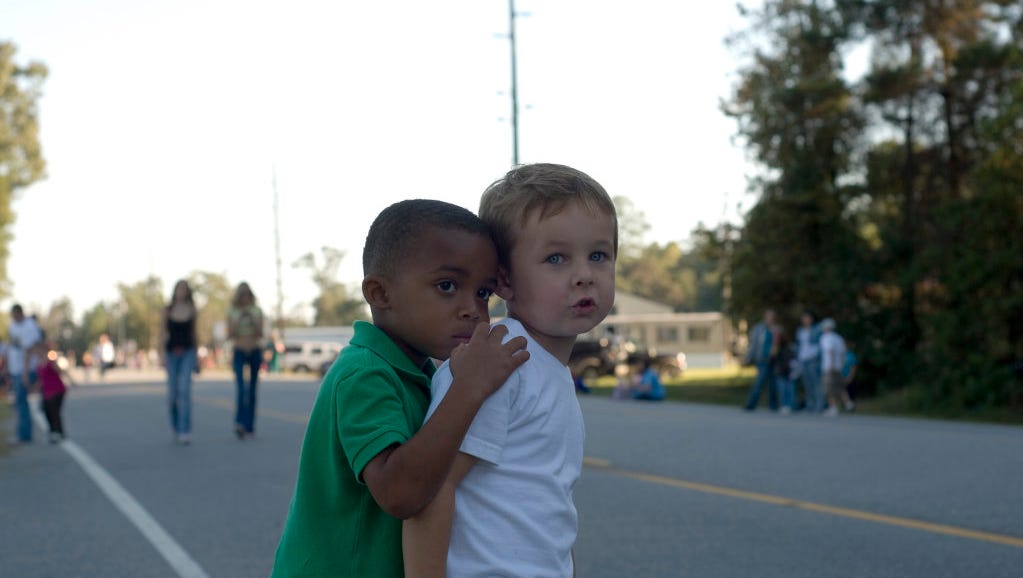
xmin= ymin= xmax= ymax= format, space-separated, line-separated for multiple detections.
xmin=460 ymin=301 xmax=485 ymax=321
xmin=573 ymin=264 xmax=596 ymax=286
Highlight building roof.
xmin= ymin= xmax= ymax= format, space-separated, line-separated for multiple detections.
xmin=609 ymin=292 xmax=675 ymax=315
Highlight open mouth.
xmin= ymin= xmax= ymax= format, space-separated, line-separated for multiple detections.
xmin=573 ymin=298 xmax=597 ymax=313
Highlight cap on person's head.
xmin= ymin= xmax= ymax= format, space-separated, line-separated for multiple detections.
xmin=821 ymin=318 xmax=836 ymax=331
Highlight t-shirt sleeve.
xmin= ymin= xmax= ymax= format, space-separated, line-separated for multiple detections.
xmin=336 ymin=359 xmax=417 ymax=483
xmin=428 ymin=360 xmax=513 ymax=465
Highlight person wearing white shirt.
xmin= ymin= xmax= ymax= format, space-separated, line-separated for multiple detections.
xmin=818 ymin=318 xmax=847 ymax=417
xmin=6 ymin=304 xmax=43 ymax=443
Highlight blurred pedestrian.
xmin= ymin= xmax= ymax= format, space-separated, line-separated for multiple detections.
xmin=163 ymin=279 xmax=199 ymax=445
xmin=819 ymin=318 xmax=848 ymax=417
xmin=796 ymin=310 xmax=824 ymax=413
xmin=841 ymin=338 xmax=858 ymax=411
xmin=743 ymin=308 xmax=778 ymax=411
xmin=772 ymin=326 xmax=797 ymax=414
xmin=96 ymin=333 xmax=116 ymax=379
xmin=227 ymin=281 xmax=264 ymax=439
xmin=5 ymin=304 xmax=43 ymax=443
xmin=264 ymin=330 xmax=283 ymax=373
xmin=30 ymin=341 xmax=76 ymax=443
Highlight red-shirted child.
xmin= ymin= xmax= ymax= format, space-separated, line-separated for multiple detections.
xmin=31 ymin=342 xmax=76 ymax=443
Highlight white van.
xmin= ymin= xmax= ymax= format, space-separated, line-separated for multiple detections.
xmin=281 ymin=341 xmax=344 ymax=373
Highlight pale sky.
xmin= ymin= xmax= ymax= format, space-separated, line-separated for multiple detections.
xmin=4 ymin=0 xmax=755 ymax=321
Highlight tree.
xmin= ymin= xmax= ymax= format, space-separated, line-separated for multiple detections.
xmin=612 ymin=196 xmax=725 ymax=313
xmin=293 ymin=247 xmax=368 ymax=326
xmin=188 ymin=271 xmax=233 ymax=349
xmin=0 ymin=42 xmax=47 ymax=297
xmin=725 ymin=0 xmax=1023 ymax=410
xmin=613 ymin=195 xmax=651 ymax=261
xmin=724 ymin=0 xmax=865 ymax=327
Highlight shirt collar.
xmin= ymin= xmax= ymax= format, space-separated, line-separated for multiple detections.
xmin=349 ymin=321 xmax=435 ymax=389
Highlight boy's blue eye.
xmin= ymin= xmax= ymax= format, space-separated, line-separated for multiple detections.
xmin=437 ymin=281 xmax=456 ymax=294
xmin=589 ymin=251 xmax=609 ymax=263
xmin=546 ymin=254 xmax=565 ymax=265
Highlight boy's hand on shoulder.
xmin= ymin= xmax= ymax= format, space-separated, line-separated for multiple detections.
xmin=449 ymin=323 xmax=529 ymax=403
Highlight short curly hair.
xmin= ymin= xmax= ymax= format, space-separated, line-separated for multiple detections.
xmin=363 ymin=199 xmax=492 ymax=277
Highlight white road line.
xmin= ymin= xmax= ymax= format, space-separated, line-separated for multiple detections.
xmin=30 ymin=400 xmax=211 ymax=578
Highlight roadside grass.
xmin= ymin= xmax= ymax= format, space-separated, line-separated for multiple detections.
xmin=584 ymin=366 xmax=754 ymax=407
xmin=583 ymin=366 xmax=1023 ymax=426
xmin=853 ymin=385 xmax=1023 ymax=426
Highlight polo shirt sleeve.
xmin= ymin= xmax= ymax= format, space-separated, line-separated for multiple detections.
xmin=337 ymin=358 xmax=417 ymax=483
xmin=428 ymin=361 xmax=514 ymax=466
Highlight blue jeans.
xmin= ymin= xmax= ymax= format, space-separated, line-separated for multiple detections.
xmin=12 ymin=373 xmax=32 ymax=442
xmin=232 ymin=348 xmax=262 ymax=433
xmin=799 ymin=359 xmax=823 ymax=412
xmin=776 ymin=375 xmax=794 ymax=410
xmin=744 ymin=362 xmax=778 ymax=410
xmin=166 ymin=349 xmax=196 ymax=434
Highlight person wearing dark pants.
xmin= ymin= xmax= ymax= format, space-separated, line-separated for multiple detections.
xmin=228 ymin=282 xmax=265 ymax=439
xmin=743 ymin=308 xmax=778 ymax=411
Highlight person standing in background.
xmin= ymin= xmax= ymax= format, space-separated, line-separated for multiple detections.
xmin=6 ymin=304 xmax=43 ymax=444
xmin=96 ymin=333 xmax=116 ymax=379
xmin=163 ymin=279 xmax=199 ymax=445
xmin=841 ymin=338 xmax=858 ymax=412
xmin=743 ymin=308 xmax=778 ymax=411
xmin=30 ymin=340 xmax=76 ymax=443
xmin=264 ymin=330 xmax=284 ymax=373
xmin=819 ymin=318 xmax=848 ymax=417
xmin=227 ymin=282 xmax=264 ymax=440
xmin=795 ymin=310 xmax=823 ymax=413
xmin=772 ymin=326 xmax=797 ymax=414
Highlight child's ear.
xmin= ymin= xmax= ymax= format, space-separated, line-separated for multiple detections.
xmin=494 ymin=265 xmax=514 ymax=301
xmin=362 ymin=275 xmax=391 ymax=309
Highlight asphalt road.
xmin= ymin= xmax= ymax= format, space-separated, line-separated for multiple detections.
xmin=2 ymin=370 xmax=1022 ymax=577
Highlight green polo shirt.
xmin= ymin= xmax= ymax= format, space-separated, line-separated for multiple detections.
xmin=271 ymin=321 xmax=434 ymax=578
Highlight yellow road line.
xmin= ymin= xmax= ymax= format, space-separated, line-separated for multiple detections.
xmin=197 ymin=397 xmax=309 ymax=424
xmin=584 ymin=458 xmax=1023 ymax=549
xmin=194 ymin=400 xmax=1023 ymax=549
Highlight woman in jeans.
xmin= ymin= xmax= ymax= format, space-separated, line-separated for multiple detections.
xmin=163 ymin=279 xmax=198 ymax=445
xmin=227 ymin=281 xmax=264 ymax=439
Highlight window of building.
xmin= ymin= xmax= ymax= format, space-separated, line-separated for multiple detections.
xmin=657 ymin=326 xmax=679 ymax=344
xmin=688 ymin=326 xmax=711 ymax=342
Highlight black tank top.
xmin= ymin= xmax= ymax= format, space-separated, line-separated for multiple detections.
xmin=166 ymin=314 xmax=196 ymax=351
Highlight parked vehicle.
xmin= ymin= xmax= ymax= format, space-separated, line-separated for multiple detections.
xmin=569 ymin=338 xmax=623 ymax=380
xmin=281 ymin=341 xmax=343 ymax=373
xmin=569 ymin=337 xmax=686 ymax=381
xmin=319 ymin=351 xmax=339 ymax=378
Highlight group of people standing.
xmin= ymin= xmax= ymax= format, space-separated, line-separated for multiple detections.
xmin=743 ymin=308 xmax=857 ymax=416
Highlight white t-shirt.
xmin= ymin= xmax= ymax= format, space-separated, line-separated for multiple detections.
xmin=819 ymin=332 xmax=846 ymax=373
xmin=426 ymin=318 xmax=584 ymax=578
xmin=7 ymin=317 xmax=43 ymax=375
xmin=796 ymin=326 xmax=820 ymax=362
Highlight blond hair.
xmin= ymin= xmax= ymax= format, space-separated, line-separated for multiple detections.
xmin=479 ymin=163 xmax=618 ymax=266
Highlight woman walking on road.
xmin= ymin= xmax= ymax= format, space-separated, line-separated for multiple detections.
xmin=227 ymin=281 xmax=264 ymax=439
xmin=163 ymin=279 xmax=199 ymax=445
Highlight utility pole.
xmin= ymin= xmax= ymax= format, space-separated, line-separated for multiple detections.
xmin=272 ymin=166 xmax=285 ymax=337
xmin=508 ymin=0 xmax=520 ymax=166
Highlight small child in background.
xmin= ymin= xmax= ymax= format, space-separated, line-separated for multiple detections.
xmin=31 ymin=341 xmax=76 ymax=443
xmin=630 ymin=356 xmax=666 ymax=401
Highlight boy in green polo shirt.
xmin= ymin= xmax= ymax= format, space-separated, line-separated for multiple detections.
xmin=271 ymin=199 xmax=530 ymax=578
